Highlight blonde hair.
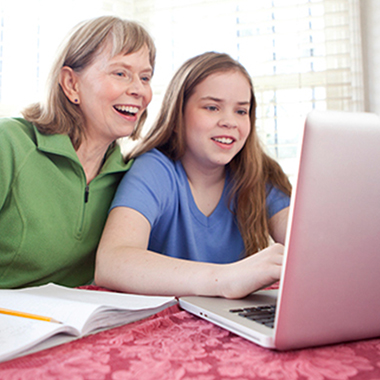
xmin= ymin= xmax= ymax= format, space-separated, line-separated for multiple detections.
xmin=131 ymin=52 xmax=291 ymax=256
xmin=22 ymin=16 xmax=156 ymax=149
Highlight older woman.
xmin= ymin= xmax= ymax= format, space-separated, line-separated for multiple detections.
xmin=0 ymin=16 xmax=155 ymax=288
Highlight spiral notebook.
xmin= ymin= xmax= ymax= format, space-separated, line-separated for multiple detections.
xmin=179 ymin=110 xmax=380 ymax=350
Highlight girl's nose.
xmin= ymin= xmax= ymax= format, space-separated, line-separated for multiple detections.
xmin=218 ymin=115 xmax=237 ymax=129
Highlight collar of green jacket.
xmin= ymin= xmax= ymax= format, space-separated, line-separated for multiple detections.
xmin=33 ymin=124 xmax=133 ymax=175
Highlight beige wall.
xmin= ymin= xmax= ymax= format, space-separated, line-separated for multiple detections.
xmin=361 ymin=0 xmax=380 ymax=115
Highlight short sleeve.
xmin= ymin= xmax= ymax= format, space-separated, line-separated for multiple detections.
xmin=110 ymin=150 xmax=176 ymax=227
xmin=266 ymin=185 xmax=290 ymax=219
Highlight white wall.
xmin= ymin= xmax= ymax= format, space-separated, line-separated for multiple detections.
xmin=361 ymin=0 xmax=380 ymax=115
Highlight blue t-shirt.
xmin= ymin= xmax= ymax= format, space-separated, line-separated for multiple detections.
xmin=111 ymin=149 xmax=290 ymax=264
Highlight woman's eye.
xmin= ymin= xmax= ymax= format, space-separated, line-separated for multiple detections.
xmin=237 ymin=109 xmax=248 ymax=116
xmin=113 ymin=70 xmax=131 ymax=79
xmin=206 ymin=106 xmax=218 ymax=111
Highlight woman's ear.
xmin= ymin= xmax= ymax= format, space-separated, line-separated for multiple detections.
xmin=59 ymin=66 xmax=80 ymax=104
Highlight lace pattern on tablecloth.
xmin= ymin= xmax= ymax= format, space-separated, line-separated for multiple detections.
xmin=0 ymin=290 xmax=380 ymax=380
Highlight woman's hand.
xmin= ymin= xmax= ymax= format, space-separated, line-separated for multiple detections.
xmin=216 ymin=243 xmax=284 ymax=299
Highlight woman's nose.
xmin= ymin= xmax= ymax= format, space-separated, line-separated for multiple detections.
xmin=127 ymin=75 xmax=144 ymax=97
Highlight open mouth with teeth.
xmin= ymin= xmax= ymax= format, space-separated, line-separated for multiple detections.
xmin=212 ymin=137 xmax=235 ymax=145
xmin=114 ymin=105 xmax=139 ymax=117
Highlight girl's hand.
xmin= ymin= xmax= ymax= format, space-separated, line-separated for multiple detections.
xmin=217 ymin=243 xmax=284 ymax=299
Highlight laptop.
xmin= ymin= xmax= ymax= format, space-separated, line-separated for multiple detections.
xmin=179 ymin=110 xmax=380 ymax=350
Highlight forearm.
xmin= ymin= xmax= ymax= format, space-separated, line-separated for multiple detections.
xmin=95 ymin=246 xmax=224 ymax=297
xmin=95 ymin=243 xmax=284 ymax=299
xmin=95 ymin=208 xmax=284 ymax=298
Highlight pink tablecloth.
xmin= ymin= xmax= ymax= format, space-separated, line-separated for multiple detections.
xmin=1 ymin=287 xmax=380 ymax=380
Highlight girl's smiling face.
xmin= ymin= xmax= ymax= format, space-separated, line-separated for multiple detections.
xmin=72 ymin=43 xmax=153 ymax=146
xmin=182 ymin=70 xmax=251 ymax=173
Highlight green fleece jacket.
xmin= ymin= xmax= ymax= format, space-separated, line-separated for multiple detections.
xmin=0 ymin=118 xmax=131 ymax=288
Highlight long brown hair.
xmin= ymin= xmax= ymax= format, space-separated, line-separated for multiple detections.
xmin=22 ymin=16 xmax=156 ymax=150
xmin=130 ymin=52 xmax=291 ymax=256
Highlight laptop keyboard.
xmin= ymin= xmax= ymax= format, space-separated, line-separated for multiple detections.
xmin=229 ymin=305 xmax=276 ymax=328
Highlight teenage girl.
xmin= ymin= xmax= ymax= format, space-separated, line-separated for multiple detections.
xmin=95 ymin=52 xmax=292 ymax=299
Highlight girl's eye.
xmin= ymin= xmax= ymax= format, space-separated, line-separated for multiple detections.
xmin=206 ymin=106 xmax=218 ymax=111
xmin=237 ymin=109 xmax=248 ymax=116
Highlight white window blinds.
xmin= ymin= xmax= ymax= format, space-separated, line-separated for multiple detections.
xmin=135 ymin=0 xmax=364 ymax=179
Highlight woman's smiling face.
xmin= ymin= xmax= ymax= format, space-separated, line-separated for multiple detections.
xmin=73 ymin=43 xmax=153 ymax=146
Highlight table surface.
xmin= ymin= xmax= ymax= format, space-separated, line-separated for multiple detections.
xmin=1 ymin=286 xmax=380 ymax=380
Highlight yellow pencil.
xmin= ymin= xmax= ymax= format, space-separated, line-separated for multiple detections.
xmin=0 ymin=308 xmax=62 ymax=324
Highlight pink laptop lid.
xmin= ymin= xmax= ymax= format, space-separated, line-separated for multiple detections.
xmin=275 ymin=110 xmax=380 ymax=350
